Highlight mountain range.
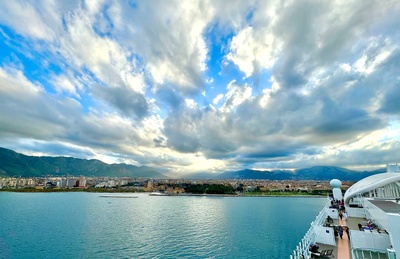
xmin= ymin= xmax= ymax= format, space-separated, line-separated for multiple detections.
xmin=0 ymin=147 xmax=166 ymax=178
xmin=213 ymin=167 xmax=385 ymax=181
xmin=0 ymin=147 xmax=385 ymax=181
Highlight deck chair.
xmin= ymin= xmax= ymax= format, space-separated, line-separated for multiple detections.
xmin=319 ymin=249 xmax=335 ymax=258
xmin=311 ymin=249 xmax=335 ymax=258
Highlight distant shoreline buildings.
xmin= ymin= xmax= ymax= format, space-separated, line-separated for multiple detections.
xmin=0 ymin=176 xmax=353 ymax=195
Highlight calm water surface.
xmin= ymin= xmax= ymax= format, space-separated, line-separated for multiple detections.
xmin=0 ymin=192 xmax=326 ymax=258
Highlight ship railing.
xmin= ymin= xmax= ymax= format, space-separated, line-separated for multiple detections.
xmin=290 ymin=200 xmax=330 ymax=259
xmin=314 ymin=201 xmax=331 ymax=226
xmin=351 ymin=247 xmax=392 ymax=259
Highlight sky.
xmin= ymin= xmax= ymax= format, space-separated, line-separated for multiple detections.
xmin=0 ymin=0 xmax=400 ymax=176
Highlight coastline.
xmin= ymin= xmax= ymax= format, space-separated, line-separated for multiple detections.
xmin=0 ymin=189 xmax=325 ymax=197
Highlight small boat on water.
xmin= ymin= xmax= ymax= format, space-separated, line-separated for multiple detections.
xmin=99 ymin=195 xmax=138 ymax=198
xmin=149 ymin=191 xmax=167 ymax=196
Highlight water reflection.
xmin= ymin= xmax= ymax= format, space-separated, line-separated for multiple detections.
xmin=0 ymin=193 xmax=326 ymax=259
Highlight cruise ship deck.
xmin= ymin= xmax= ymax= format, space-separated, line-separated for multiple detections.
xmin=312 ymin=215 xmax=353 ymax=259
xmin=293 ymin=201 xmax=397 ymax=259
xmin=313 ymin=215 xmax=384 ymax=259
xmin=291 ymin=164 xmax=400 ymax=259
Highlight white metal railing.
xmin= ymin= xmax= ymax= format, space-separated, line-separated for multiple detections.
xmin=352 ymin=248 xmax=390 ymax=259
xmin=350 ymin=230 xmax=391 ymax=254
xmin=290 ymin=200 xmax=331 ymax=259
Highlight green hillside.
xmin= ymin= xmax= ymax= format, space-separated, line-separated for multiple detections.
xmin=0 ymin=147 xmax=166 ymax=178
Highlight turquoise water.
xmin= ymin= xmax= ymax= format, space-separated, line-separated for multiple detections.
xmin=0 ymin=192 xmax=326 ymax=258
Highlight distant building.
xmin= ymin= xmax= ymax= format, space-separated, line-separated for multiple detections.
xmin=66 ymin=178 xmax=76 ymax=188
xmin=57 ymin=179 xmax=67 ymax=188
xmin=77 ymin=177 xmax=86 ymax=188
xmin=107 ymin=180 xmax=116 ymax=187
xmin=95 ymin=183 xmax=105 ymax=188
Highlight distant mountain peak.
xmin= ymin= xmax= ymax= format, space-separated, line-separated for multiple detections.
xmin=216 ymin=166 xmax=382 ymax=181
xmin=0 ymin=147 xmax=167 ymax=178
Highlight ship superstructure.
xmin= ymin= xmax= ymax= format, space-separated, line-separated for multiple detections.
xmin=291 ymin=164 xmax=400 ymax=259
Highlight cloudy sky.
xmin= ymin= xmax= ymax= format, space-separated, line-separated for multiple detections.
xmin=1 ymin=0 xmax=399 ymax=176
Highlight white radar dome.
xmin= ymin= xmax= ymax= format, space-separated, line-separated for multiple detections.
xmin=330 ymin=179 xmax=342 ymax=188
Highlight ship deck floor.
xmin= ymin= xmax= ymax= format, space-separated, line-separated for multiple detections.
xmin=337 ymin=216 xmax=351 ymax=259
xmin=314 ymin=215 xmax=362 ymax=258
xmin=315 ymin=215 xmax=388 ymax=259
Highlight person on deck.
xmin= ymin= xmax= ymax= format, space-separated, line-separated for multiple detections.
xmin=310 ymin=244 xmax=319 ymax=253
xmin=338 ymin=226 xmax=343 ymax=239
xmin=358 ymin=223 xmax=363 ymax=231
xmin=345 ymin=226 xmax=350 ymax=239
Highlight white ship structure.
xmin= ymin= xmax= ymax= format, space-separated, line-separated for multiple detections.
xmin=291 ymin=164 xmax=400 ymax=259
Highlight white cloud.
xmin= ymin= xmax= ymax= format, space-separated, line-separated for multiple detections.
xmin=60 ymin=8 xmax=140 ymax=88
xmin=339 ymin=63 xmax=351 ymax=73
xmin=185 ymin=99 xmax=198 ymax=109
xmin=354 ymin=43 xmax=393 ymax=75
xmin=227 ymin=26 xmax=277 ymax=77
xmin=50 ymin=72 xmax=83 ymax=97
xmin=222 ymin=81 xmax=253 ymax=110
xmin=107 ymin=0 xmax=215 ymax=92
xmin=213 ymin=94 xmax=224 ymax=105
xmin=0 ymin=1 xmax=55 ymax=40
xmin=0 ymin=66 xmax=81 ymax=139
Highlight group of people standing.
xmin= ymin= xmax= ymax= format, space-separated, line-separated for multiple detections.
xmin=328 ymin=198 xmax=351 ymax=240
xmin=338 ymin=200 xmax=350 ymax=239
xmin=330 ymin=198 xmax=346 ymax=211
xmin=337 ymin=225 xmax=350 ymax=240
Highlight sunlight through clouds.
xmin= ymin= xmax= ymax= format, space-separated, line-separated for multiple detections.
xmin=0 ymin=0 xmax=400 ymax=176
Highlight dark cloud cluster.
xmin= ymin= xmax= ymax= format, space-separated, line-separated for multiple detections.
xmin=93 ymin=85 xmax=149 ymax=120
xmin=163 ymin=108 xmax=202 ymax=153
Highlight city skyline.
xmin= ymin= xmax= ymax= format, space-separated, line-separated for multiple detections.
xmin=1 ymin=1 xmax=400 ymax=176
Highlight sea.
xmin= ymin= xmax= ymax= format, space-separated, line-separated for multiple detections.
xmin=0 ymin=192 xmax=326 ymax=259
